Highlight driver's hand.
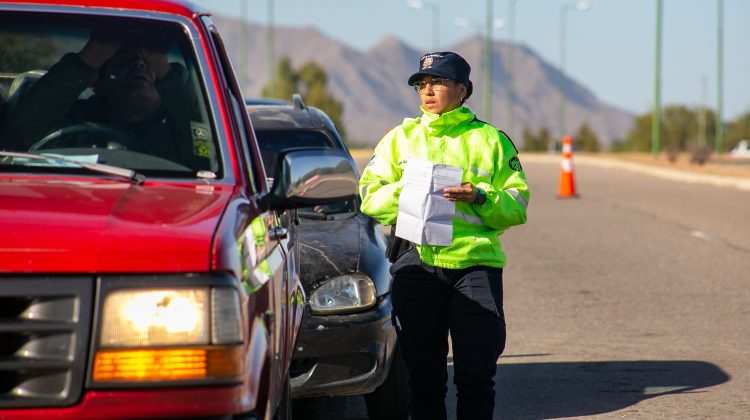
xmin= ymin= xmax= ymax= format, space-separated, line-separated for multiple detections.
xmin=140 ymin=48 xmax=170 ymax=80
xmin=79 ymin=27 xmax=126 ymax=70
xmin=140 ymin=37 xmax=171 ymax=80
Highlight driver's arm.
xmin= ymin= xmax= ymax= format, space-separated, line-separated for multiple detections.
xmin=3 ymin=30 xmax=123 ymax=150
xmin=2 ymin=53 xmax=98 ymax=150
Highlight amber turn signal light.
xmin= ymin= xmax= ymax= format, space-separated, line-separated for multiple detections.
xmin=92 ymin=346 xmax=243 ymax=382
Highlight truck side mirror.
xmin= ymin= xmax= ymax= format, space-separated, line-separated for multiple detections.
xmin=262 ymin=148 xmax=358 ymax=210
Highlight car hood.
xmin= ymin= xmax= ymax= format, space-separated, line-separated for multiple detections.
xmin=298 ymin=215 xmax=361 ymax=290
xmin=0 ymin=178 xmax=232 ymax=273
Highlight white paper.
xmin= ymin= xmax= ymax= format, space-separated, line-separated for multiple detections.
xmin=395 ymin=159 xmax=463 ymax=246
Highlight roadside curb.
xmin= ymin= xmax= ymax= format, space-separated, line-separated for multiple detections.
xmin=521 ymin=154 xmax=750 ymax=191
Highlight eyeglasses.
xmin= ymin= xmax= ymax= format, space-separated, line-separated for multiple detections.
xmin=412 ymin=77 xmax=454 ymax=93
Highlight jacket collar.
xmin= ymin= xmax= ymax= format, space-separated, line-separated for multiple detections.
xmin=418 ymin=106 xmax=475 ymax=133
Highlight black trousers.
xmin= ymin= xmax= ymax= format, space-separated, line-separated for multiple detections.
xmin=391 ymin=248 xmax=506 ymax=420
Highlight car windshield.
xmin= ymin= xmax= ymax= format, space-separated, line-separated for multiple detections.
xmin=0 ymin=12 xmax=220 ymax=179
xmin=254 ymin=128 xmax=355 ymax=216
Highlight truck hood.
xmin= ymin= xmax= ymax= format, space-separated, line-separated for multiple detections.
xmin=298 ymin=215 xmax=361 ymax=291
xmin=0 ymin=179 xmax=232 ymax=273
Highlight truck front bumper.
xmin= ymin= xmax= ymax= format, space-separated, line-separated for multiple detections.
xmin=0 ymin=385 xmax=257 ymax=419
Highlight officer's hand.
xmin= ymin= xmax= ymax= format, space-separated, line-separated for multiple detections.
xmin=443 ymin=182 xmax=477 ymax=203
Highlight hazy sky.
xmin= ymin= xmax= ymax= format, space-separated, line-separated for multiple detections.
xmin=191 ymin=0 xmax=750 ymax=121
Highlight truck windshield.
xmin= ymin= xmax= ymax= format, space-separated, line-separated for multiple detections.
xmin=0 ymin=12 xmax=220 ymax=179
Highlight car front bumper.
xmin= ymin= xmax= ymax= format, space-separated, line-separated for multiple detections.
xmin=289 ymin=296 xmax=397 ymax=398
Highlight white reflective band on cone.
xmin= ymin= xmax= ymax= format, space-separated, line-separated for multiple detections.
xmin=561 ymin=159 xmax=573 ymax=172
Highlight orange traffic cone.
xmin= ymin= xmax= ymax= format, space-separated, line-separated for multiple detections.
xmin=558 ymin=135 xmax=577 ymax=198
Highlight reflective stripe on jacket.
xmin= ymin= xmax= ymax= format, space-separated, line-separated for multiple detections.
xmin=359 ymin=106 xmax=529 ymax=269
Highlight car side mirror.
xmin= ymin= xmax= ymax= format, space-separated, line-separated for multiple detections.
xmin=261 ymin=148 xmax=358 ymax=210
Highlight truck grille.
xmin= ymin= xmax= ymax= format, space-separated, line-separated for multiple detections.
xmin=0 ymin=278 xmax=93 ymax=408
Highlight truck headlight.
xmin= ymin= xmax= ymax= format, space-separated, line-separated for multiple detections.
xmin=101 ymin=289 xmax=209 ymax=346
xmin=93 ymin=287 xmax=243 ymax=383
xmin=309 ymin=273 xmax=376 ymax=315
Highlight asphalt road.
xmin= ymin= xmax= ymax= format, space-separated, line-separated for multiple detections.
xmin=293 ymin=156 xmax=750 ymax=419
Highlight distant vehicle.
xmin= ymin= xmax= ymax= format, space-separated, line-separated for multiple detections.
xmin=0 ymin=2 xmax=357 ymax=419
xmin=729 ymin=139 xmax=750 ymax=158
xmin=247 ymin=95 xmax=409 ymax=420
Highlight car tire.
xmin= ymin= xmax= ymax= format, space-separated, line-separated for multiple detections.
xmin=364 ymin=343 xmax=409 ymax=420
xmin=273 ymin=373 xmax=292 ymax=420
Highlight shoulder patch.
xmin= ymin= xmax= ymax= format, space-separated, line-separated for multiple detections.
xmin=509 ymin=156 xmax=523 ymax=171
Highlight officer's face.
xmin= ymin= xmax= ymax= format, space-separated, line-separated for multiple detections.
xmin=416 ymin=76 xmax=466 ymax=115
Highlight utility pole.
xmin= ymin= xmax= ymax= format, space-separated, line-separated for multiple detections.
xmin=240 ymin=0 xmax=248 ymax=91
xmin=715 ymin=0 xmax=724 ymax=154
xmin=652 ymin=0 xmax=663 ymax=157
xmin=267 ymin=0 xmax=276 ymax=98
xmin=507 ymin=0 xmax=520 ymax=134
xmin=484 ymin=0 xmax=493 ymax=122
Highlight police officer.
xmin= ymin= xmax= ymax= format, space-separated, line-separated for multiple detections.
xmin=359 ymin=51 xmax=530 ymax=420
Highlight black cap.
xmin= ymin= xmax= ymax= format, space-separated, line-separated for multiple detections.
xmin=408 ymin=51 xmax=473 ymax=99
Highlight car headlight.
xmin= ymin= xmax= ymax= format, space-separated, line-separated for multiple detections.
xmin=309 ymin=273 xmax=376 ymax=315
xmin=92 ymin=287 xmax=243 ymax=383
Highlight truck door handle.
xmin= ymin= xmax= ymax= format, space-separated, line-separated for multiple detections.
xmin=269 ymin=227 xmax=288 ymax=240
xmin=263 ymin=310 xmax=274 ymax=332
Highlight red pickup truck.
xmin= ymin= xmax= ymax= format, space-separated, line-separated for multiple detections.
xmin=0 ymin=1 xmax=357 ymax=419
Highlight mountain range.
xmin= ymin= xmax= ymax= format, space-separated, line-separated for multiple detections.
xmin=212 ymin=15 xmax=634 ymax=149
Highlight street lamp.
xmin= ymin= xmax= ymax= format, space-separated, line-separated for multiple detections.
xmin=558 ymin=0 xmax=590 ymax=150
xmin=267 ymin=0 xmax=276 ymax=98
xmin=406 ymin=0 xmax=439 ymax=50
xmin=240 ymin=1 xmax=248 ymax=91
xmin=455 ymin=14 xmax=505 ymax=121
xmin=454 ymin=17 xmax=504 ymax=31
xmin=715 ymin=0 xmax=724 ymax=154
xmin=652 ymin=0 xmax=662 ymax=157
xmin=507 ymin=0 xmax=522 ymax=135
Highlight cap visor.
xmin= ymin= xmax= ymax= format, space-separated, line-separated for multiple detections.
xmin=407 ymin=69 xmax=455 ymax=86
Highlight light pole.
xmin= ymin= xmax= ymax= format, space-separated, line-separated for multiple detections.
xmin=652 ymin=0 xmax=662 ymax=157
xmin=558 ymin=0 xmax=590 ymax=151
xmin=406 ymin=0 xmax=439 ymax=50
xmin=455 ymin=14 xmax=505 ymax=121
xmin=267 ymin=0 xmax=276 ymax=98
xmin=240 ymin=0 xmax=248 ymax=92
xmin=715 ymin=0 xmax=724 ymax=154
xmin=507 ymin=0 xmax=522 ymax=134
xmin=484 ymin=0 xmax=493 ymax=123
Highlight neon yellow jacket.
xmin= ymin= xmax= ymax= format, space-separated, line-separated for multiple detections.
xmin=359 ymin=106 xmax=529 ymax=269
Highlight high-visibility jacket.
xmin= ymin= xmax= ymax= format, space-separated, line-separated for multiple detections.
xmin=359 ymin=106 xmax=529 ymax=269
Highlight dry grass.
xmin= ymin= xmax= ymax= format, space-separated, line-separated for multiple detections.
xmin=603 ymin=152 xmax=750 ymax=179
xmin=350 ymin=149 xmax=750 ymax=179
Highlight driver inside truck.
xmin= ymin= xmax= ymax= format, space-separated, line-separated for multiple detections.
xmin=1 ymin=25 xmax=210 ymax=170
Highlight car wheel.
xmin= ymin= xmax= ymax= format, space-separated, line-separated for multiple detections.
xmin=273 ymin=373 xmax=292 ymax=420
xmin=364 ymin=343 xmax=409 ymax=420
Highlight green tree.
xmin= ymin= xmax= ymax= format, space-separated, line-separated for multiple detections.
xmin=0 ymin=35 xmax=57 ymax=73
xmin=623 ymin=105 xmax=717 ymax=152
xmin=572 ymin=122 xmax=600 ymax=152
xmin=298 ymin=62 xmax=345 ymax=137
xmin=521 ymin=125 xmax=551 ymax=152
xmin=726 ymin=111 xmax=750 ymax=151
xmin=261 ymin=57 xmax=346 ymax=138
xmin=261 ymin=57 xmax=297 ymax=100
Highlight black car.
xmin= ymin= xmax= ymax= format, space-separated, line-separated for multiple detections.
xmin=247 ymin=95 xmax=408 ymax=420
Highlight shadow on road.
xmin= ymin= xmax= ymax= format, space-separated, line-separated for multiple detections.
xmin=487 ymin=360 xmax=730 ymax=419
xmin=292 ymin=360 xmax=729 ymax=419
